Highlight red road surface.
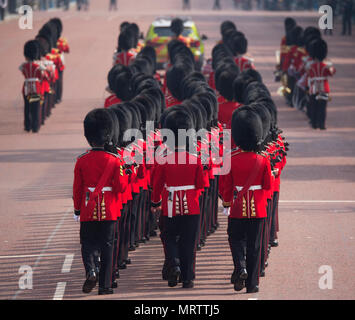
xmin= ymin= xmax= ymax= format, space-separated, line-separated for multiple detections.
xmin=0 ymin=0 xmax=354 ymax=300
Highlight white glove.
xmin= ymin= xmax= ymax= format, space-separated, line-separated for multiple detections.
xmin=73 ymin=214 xmax=80 ymax=222
xmin=223 ymin=207 xmax=230 ymax=216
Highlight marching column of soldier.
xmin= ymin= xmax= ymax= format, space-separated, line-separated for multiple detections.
xmin=275 ymin=17 xmax=336 ymax=130
xmin=17 ymin=17 xmax=288 ymax=295
xmin=20 ymin=17 xmax=69 ymax=133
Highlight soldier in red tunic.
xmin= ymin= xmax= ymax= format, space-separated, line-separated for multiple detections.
xmin=19 ymin=40 xmax=46 ymax=133
xmin=73 ymin=108 xmax=127 ymax=295
xmin=151 ymin=108 xmax=205 ymax=289
xmin=222 ymin=106 xmax=273 ymax=293
xmin=305 ymin=38 xmax=336 ymax=130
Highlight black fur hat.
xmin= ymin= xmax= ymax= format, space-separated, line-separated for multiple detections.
xmin=120 ymin=21 xmax=130 ymax=32
xmin=162 ymin=106 xmax=194 ymax=148
xmin=35 ymin=35 xmax=51 ymax=56
xmin=118 ymin=30 xmax=135 ymax=51
xmin=216 ymin=67 xmax=240 ymax=101
xmin=109 ymin=65 xmax=133 ymax=101
xmin=170 ymin=18 xmax=184 ymax=37
xmin=24 ymin=40 xmax=40 ymax=61
xmin=84 ymin=108 xmax=114 ymax=147
xmin=231 ymin=106 xmax=264 ymax=152
xmin=109 ymin=104 xmax=133 ymax=147
xmin=106 ymin=107 xmax=120 ymax=148
xmin=220 ymin=20 xmax=237 ymax=36
xmin=129 ymin=57 xmax=152 ymax=75
xmin=166 ymin=64 xmax=190 ymax=101
xmin=249 ymin=103 xmax=272 ymax=143
xmin=49 ymin=18 xmax=63 ymax=38
xmin=309 ymin=38 xmax=328 ymax=61
xmin=137 ymin=45 xmax=157 ymax=73
xmin=290 ymin=25 xmax=304 ymax=46
xmin=284 ymin=17 xmax=296 ymax=33
xmin=230 ymin=32 xmax=248 ymax=56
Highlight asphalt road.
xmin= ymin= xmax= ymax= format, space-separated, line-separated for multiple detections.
xmin=0 ymin=0 xmax=354 ymax=300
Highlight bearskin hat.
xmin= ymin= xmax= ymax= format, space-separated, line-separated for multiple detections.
xmin=35 ymin=35 xmax=51 ymax=56
xmin=108 ymin=65 xmax=133 ymax=101
xmin=130 ymin=57 xmax=152 ymax=75
xmin=120 ymin=21 xmax=130 ymax=32
xmin=109 ymin=105 xmax=133 ymax=147
xmin=166 ymin=64 xmax=190 ymax=101
xmin=230 ymin=32 xmax=248 ymax=56
xmin=220 ymin=20 xmax=237 ymax=37
xmin=231 ymin=106 xmax=264 ymax=152
xmin=309 ymin=38 xmax=328 ymax=61
xmin=185 ymin=99 xmax=205 ymax=131
xmin=170 ymin=18 xmax=184 ymax=37
xmin=49 ymin=18 xmax=63 ymax=38
xmin=128 ymin=23 xmax=140 ymax=48
xmin=118 ymin=30 xmax=135 ymax=51
xmin=249 ymin=103 xmax=272 ymax=143
xmin=162 ymin=106 xmax=195 ymax=148
xmin=137 ymin=46 xmax=157 ymax=73
xmin=216 ymin=67 xmax=240 ymax=101
xmin=38 ymin=22 xmax=57 ymax=49
xmin=24 ymin=40 xmax=40 ymax=61
xmin=84 ymin=108 xmax=114 ymax=147
xmin=289 ymin=26 xmax=304 ymax=46
xmin=284 ymin=17 xmax=296 ymax=33
xmin=106 ymin=107 xmax=120 ymax=148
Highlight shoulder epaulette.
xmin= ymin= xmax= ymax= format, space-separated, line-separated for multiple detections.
xmin=77 ymin=151 xmax=89 ymax=159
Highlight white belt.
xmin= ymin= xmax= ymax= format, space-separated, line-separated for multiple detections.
xmin=235 ymin=185 xmax=262 ymax=192
xmin=88 ymin=187 xmax=112 ymax=192
xmin=165 ymin=185 xmax=195 ymax=218
xmin=25 ymin=78 xmax=39 ymax=82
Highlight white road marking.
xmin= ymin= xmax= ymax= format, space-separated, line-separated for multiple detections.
xmin=279 ymin=200 xmax=355 ymax=204
xmin=53 ymin=282 xmax=67 ymax=300
xmin=11 ymin=207 xmax=72 ymax=300
xmin=0 ymin=253 xmax=69 ymax=259
xmin=61 ymin=254 xmax=74 ymax=273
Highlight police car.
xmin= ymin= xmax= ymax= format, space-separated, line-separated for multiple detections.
xmin=144 ymin=16 xmax=207 ymax=70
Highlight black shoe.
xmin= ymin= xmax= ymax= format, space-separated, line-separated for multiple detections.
xmin=98 ymin=288 xmax=114 ymax=295
xmin=234 ymin=269 xmax=248 ymax=292
xmin=115 ymin=270 xmax=120 ymax=279
xmin=270 ymin=239 xmax=279 ymax=247
xmin=182 ymin=280 xmax=194 ymax=288
xmin=128 ymin=245 xmax=136 ymax=251
xmin=196 ymin=244 xmax=201 ymax=251
xmin=149 ymin=230 xmax=157 ymax=237
xmin=168 ymin=266 xmax=181 ymax=287
xmin=264 ymin=261 xmax=268 ymax=268
xmin=118 ymin=262 xmax=127 ymax=269
xmin=112 ymin=280 xmax=118 ymax=288
xmin=82 ymin=270 xmax=97 ymax=293
xmin=260 ymin=269 xmax=265 ymax=277
xmin=125 ymin=258 xmax=131 ymax=265
xmin=230 ymin=270 xmax=237 ymax=284
xmin=246 ymin=286 xmax=259 ymax=293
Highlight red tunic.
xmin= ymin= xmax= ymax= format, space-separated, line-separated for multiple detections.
xmin=73 ymin=149 xmax=127 ymax=221
xmin=113 ymin=50 xmax=136 ymax=66
xmin=222 ymin=150 xmax=272 ymax=219
xmin=165 ymin=91 xmax=182 ymax=108
xmin=19 ymin=61 xmax=46 ymax=96
xmin=234 ymin=55 xmax=255 ymax=72
xmin=218 ymin=100 xmax=241 ymax=129
xmin=104 ymin=94 xmax=121 ymax=108
xmin=151 ymin=150 xmax=205 ymax=217
xmin=305 ymin=61 xmax=336 ymax=95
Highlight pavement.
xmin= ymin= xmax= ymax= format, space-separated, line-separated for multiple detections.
xmin=0 ymin=0 xmax=354 ymax=301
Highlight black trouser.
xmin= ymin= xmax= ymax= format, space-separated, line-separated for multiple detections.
xmin=309 ymin=94 xmax=327 ymax=129
xmin=24 ymin=96 xmax=41 ymax=132
xmin=130 ymin=193 xmax=140 ymax=247
xmin=56 ymin=71 xmax=63 ymax=102
xmin=228 ymin=218 xmax=264 ymax=290
xmin=270 ymin=192 xmax=279 ymax=243
xmin=118 ymin=203 xmax=130 ymax=265
xmin=342 ymin=15 xmax=352 ymax=35
xmin=80 ymin=221 xmax=116 ymax=289
xmin=162 ymin=214 xmax=200 ymax=282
